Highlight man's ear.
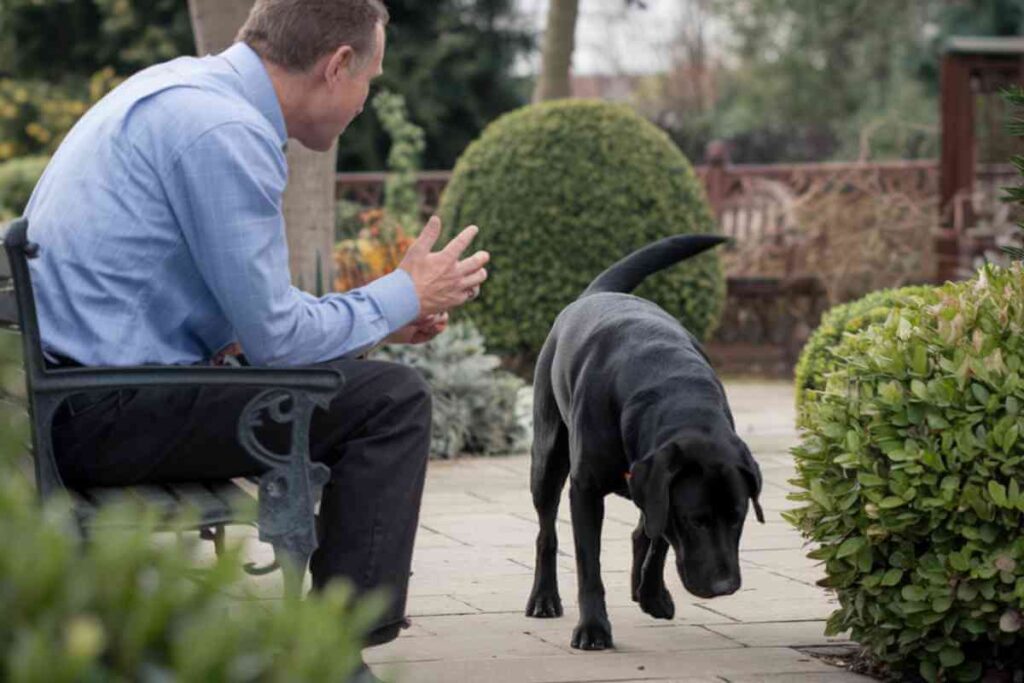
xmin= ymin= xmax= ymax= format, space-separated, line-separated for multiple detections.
xmin=628 ymin=442 xmax=688 ymax=539
xmin=739 ymin=445 xmax=765 ymax=524
xmin=325 ymin=45 xmax=357 ymax=84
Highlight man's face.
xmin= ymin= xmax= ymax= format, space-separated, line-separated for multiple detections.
xmin=302 ymin=22 xmax=385 ymax=151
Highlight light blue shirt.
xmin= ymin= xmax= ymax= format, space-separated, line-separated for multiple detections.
xmin=25 ymin=43 xmax=420 ymax=367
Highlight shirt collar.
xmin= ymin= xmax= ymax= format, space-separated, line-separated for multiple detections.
xmin=220 ymin=42 xmax=288 ymax=147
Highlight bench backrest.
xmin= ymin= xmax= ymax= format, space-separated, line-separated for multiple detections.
xmin=1 ymin=217 xmax=68 ymax=496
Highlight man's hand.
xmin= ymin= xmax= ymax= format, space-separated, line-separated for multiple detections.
xmin=384 ymin=312 xmax=449 ymax=346
xmin=398 ymin=216 xmax=489 ymax=317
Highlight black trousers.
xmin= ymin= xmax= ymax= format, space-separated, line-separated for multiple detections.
xmin=51 ymin=357 xmax=432 ymax=646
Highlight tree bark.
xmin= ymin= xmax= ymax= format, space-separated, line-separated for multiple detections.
xmin=187 ymin=0 xmax=337 ymax=293
xmin=533 ymin=0 xmax=580 ymax=102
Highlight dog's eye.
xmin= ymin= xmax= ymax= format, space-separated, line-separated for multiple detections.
xmin=689 ymin=518 xmax=710 ymax=530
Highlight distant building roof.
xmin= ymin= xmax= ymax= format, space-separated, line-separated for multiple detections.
xmin=570 ymin=74 xmax=641 ymax=101
xmin=946 ymin=36 xmax=1024 ymax=55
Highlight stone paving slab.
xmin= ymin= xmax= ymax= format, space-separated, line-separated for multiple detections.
xmin=359 ymin=381 xmax=875 ymax=682
xmin=372 ymin=647 xmax=847 ymax=683
xmin=221 ymin=380 xmax=874 ymax=682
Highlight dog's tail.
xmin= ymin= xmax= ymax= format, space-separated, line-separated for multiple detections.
xmin=580 ymin=234 xmax=728 ymax=298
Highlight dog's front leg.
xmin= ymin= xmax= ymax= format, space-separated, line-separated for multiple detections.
xmin=631 ymin=517 xmax=651 ymax=602
xmin=569 ymin=482 xmax=613 ymax=650
xmin=636 ymin=532 xmax=674 ymax=619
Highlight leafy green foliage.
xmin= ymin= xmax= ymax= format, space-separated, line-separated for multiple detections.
xmin=0 ymin=0 xmax=194 ymax=80
xmin=438 ymin=99 xmax=725 ymax=357
xmin=375 ymin=320 xmax=528 ymax=459
xmin=0 ymin=70 xmax=121 ymax=166
xmin=335 ymin=0 xmax=532 ymax=171
xmin=373 ymin=89 xmax=426 ymax=230
xmin=0 ymin=332 xmax=379 ymax=681
xmin=788 ymin=265 xmax=1024 ymax=681
xmin=702 ymin=0 xmax=1021 ymax=162
xmin=795 ymin=285 xmax=935 ymax=419
xmin=0 ymin=155 xmax=49 ymax=219
xmin=1001 ymin=86 xmax=1024 ymax=262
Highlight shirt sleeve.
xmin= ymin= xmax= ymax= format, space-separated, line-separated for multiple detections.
xmin=164 ymin=122 xmax=420 ymax=366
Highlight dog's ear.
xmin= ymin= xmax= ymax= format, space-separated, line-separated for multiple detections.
xmin=739 ymin=444 xmax=765 ymax=524
xmin=629 ymin=442 xmax=688 ymax=539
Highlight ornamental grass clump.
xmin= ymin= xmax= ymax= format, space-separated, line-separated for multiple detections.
xmin=375 ymin=320 xmax=528 ymax=459
xmin=787 ymin=264 xmax=1024 ymax=682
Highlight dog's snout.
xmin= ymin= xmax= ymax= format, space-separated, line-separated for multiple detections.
xmin=708 ymin=577 xmax=740 ymax=597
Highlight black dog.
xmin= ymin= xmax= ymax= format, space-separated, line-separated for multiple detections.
xmin=525 ymin=235 xmax=765 ymax=650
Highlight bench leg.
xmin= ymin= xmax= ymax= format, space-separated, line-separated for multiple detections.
xmin=199 ymin=524 xmax=226 ymax=557
xmin=274 ymin=543 xmax=310 ymax=600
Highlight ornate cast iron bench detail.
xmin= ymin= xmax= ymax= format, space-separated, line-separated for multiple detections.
xmin=0 ymin=217 xmax=343 ymax=598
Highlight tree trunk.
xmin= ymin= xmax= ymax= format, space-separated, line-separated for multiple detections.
xmin=187 ymin=0 xmax=337 ymax=293
xmin=533 ymin=0 xmax=580 ymax=102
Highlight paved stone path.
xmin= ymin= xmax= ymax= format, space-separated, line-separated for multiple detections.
xmin=357 ymin=380 xmax=874 ymax=683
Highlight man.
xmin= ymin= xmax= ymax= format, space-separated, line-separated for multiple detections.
xmin=24 ymin=0 xmax=487 ymax=679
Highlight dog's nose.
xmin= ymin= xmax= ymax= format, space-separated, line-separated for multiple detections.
xmin=707 ymin=577 xmax=740 ymax=597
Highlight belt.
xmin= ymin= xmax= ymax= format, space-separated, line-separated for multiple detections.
xmin=46 ymin=352 xmax=84 ymax=369
xmin=46 ymin=353 xmax=121 ymax=418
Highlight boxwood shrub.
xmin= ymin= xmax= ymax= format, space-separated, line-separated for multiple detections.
xmin=437 ymin=99 xmax=725 ymax=357
xmin=787 ymin=264 xmax=1024 ymax=682
xmin=795 ymin=285 xmax=935 ymax=420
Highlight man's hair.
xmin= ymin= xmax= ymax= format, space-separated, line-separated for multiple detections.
xmin=237 ymin=0 xmax=389 ymax=73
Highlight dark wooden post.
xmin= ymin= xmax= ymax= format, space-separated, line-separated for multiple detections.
xmin=940 ymin=53 xmax=975 ymax=214
xmin=704 ymin=139 xmax=731 ymax=218
xmin=937 ymin=52 xmax=974 ymax=282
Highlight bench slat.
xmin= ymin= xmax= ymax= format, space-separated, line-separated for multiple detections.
xmin=0 ymin=289 xmax=17 ymax=326
xmin=165 ymin=481 xmax=246 ymax=526
xmin=77 ymin=479 xmax=253 ymax=528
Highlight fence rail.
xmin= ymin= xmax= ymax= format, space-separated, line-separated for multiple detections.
xmin=335 ymin=158 xmax=1019 ymax=376
xmin=336 ymin=161 xmax=1016 ymax=224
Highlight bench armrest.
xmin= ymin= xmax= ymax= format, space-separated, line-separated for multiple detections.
xmin=33 ymin=365 xmax=342 ymax=400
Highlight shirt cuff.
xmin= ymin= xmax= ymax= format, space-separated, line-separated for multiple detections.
xmin=361 ymin=268 xmax=421 ymax=332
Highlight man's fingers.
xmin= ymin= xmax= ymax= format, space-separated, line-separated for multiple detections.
xmin=441 ymin=225 xmax=479 ymax=259
xmin=456 ymin=250 xmax=490 ymax=275
xmin=460 ymin=268 xmax=488 ymax=290
xmin=409 ymin=216 xmax=442 ymax=255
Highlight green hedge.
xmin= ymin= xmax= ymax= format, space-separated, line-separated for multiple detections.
xmin=438 ymin=99 xmax=725 ymax=357
xmin=0 ymin=155 xmax=48 ymax=219
xmin=787 ymin=265 xmax=1024 ymax=681
xmin=795 ymin=285 xmax=934 ymax=420
xmin=0 ymin=332 xmax=380 ymax=681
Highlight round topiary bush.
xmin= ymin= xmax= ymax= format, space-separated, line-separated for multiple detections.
xmin=795 ymin=285 xmax=935 ymax=420
xmin=787 ymin=264 xmax=1024 ymax=682
xmin=437 ymin=100 xmax=725 ymax=357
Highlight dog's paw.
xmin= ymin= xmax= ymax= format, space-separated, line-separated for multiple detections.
xmin=571 ymin=617 xmax=614 ymax=650
xmin=525 ymin=589 xmax=563 ymax=618
xmin=638 ymin=584 xmax=675 ymax=620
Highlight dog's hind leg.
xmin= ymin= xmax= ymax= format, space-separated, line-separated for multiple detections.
xmin=631 ymin=516 xmax=675 ymax=619
xmin=569 ymin=481 xmax=613 ymax=649
xmin=525 ymin=383 xmax=569 ymax=619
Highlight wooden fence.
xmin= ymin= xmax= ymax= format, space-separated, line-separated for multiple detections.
xmin=335 ymin=155 xmax=1018 ymax=376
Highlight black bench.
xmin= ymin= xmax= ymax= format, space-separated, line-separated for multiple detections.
xmin=0 ymin=217 xmax=344 ymax=597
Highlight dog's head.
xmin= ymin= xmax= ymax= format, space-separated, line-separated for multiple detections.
xmin=628 ymin=434 xmax=764 ymax=599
